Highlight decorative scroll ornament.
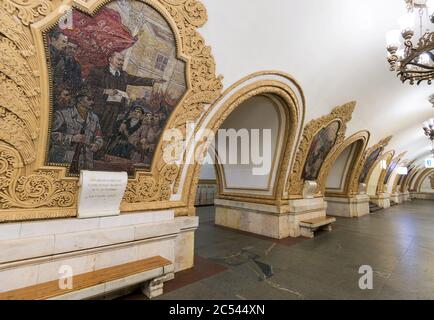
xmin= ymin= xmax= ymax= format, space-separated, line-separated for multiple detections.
xmin=287 ymin=101 xmax=356 ymax=198
xmin=2 ymin=0 xmax=53 ymax=26
xmin=0 ymin=144 xmax=76 ymax=222
xmin=0 ymin=0 xmax=222 ymax=222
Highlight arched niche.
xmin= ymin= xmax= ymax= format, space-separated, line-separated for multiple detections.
xmin=419 ymin=170 xmax=434 ymax=193
xmin=400 ymin=165 xmax=418 ymax=192
xmin=323 ymin=131 xmax=370 ymax=197
xmin=355 ymin=136 xmax=393 ymax=191
xmin=415 ymin=168 xmax=434 ymax=192
xmin=383 ymin=152 xmax=407 ymax=194
xmin=408 ymin=168 xmax=421 ymax=191
xmin=395 ymin=162 xmax=415 ymax=193
xmin=366 ymin=150 xmax=394 ymax=197
xmin=174 ymin=71 xmax=306 ymax=212
xmin=214 ymin=94 xmax=286 ymax=199
xmin=287 ymin=101 xmax=356 ymax=198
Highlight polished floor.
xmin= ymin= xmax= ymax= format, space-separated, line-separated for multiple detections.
xmin=127 ymin=200 xmax=434 ymax=300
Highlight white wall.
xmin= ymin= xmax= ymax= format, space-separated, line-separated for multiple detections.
xmin=217 ymin=95 xmax=282 ymax=194
xmin=326 ymin=143 xmax=355 ymax=191
xmin=199 ymin=153 xmax=216 ymax=180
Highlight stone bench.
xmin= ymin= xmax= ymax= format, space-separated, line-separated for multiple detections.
xmin=0 ymin=256 xmax=173 ymax=300
xmin=299 ymin=216 xmax=336 ymax=238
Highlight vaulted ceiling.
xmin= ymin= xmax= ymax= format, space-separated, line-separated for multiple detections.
xmin=201 ymin=0 xmax=433 ymax=165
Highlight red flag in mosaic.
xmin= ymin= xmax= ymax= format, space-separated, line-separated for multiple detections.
xmin=62 ymin=7 xmax=137 ymax=78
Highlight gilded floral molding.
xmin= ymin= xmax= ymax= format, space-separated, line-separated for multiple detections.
xmin=287 ymin=101 xmax=356 ymax=198
xmin=2 ymin=0 xmax=53 ymax=26
xmin=0 ymin=0 xmax=222 ymax=221
xmin=320 ymin=130 xmax=370 ymax=197
xmin=0 ymin=143 xmax=76 ymax=222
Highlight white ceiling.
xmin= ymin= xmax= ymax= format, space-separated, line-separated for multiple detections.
xmin=200 ymin=0 xmax=434 ymax=163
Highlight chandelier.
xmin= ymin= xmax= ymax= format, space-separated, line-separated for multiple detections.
xmin=386 ymin=0 xmax=434 ymax=85
xmin=423 ymin=117 xmax=434 ymax=155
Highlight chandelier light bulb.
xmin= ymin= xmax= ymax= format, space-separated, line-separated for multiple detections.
xmin=427 ymin=0 xmax=434 ymax=15
xmin=418 ymin=52 xmax=431 ymax=64
xmin=396 ymin=48 xmax=405 ymax=58
xmin=386 ymin=29 xmax=402 ymax=49
xmin=399 ymin=12 xmax=415 ymax=31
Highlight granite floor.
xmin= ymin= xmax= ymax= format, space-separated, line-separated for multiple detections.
xmin=125 ymin=199 xmax=434 ymax=300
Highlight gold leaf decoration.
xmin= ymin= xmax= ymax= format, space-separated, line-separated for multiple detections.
xmin=0 ymin=73 xmax=39 ymax=138
xmin=0 ymin=0 xmax=222 ymax=221
xmin=287 ymin=101 xmax=356 ymax=198
xmin=124 ymin=0 xmax=222 ymax=205
xmin=0 ymin=145 xmax=76 ymax=213
xmin=319 ymin=130 xmax=369 ymax=196
xmin=0 ymin=37 xmax=39 ymax=97
xmin=0 ymin=107 xmax=36 ymax=163
xmin=2 ymin=0 xmax=53 ymax=25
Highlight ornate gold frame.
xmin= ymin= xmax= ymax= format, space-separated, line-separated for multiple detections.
xmin=321 ymin=130 xmax=370 ymax=197
xmin=369 ymin=150 xmax=394 ymax=194
xmin=391 ymin=159 xmax=411 ymax=193
xmin=0 ymin=0 xmax=222 ymax=222
xmin=401 ymin=165 xmax=420 ymax=192
xmin=286 ymin=101 xmax=356 ymax=199
xmin=184 ymin=72 xmax=305 ymax=209
xmin=364 ymin=149 xmax=394 ymax=195
xmin=380 ymin=151 xmax=407 ymax=194
xmin=414 ymin=168 xmax=434 ymax=192
xmin=353 ymin=135 xmax=392 ymax=188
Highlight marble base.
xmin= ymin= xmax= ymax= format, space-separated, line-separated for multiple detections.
xmin=325 ymin=194 xmax=370 ymax=218
xmin=390 ymin=193 xmax=403 ymax=204
xmin=403 ymin=191 xmax=411 ymax=201
xmin=0 ymin=211 xmax=198 ymax=294
xmin=412 ymin=193 xmax=434 ymax=200
xmin=371 ymin=193 xmax=390 ymax=208
xmin=214 ymin=197 xmax=328 ymax=239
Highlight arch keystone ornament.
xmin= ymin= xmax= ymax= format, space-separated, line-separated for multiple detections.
xmin=0 ymin=0 xmax=222 ymax=222
xmin=287 ymin=101 xmax=356 ymax=199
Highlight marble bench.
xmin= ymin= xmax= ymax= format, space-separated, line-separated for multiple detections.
xmin=299 ymin=216 xmax=336 ymax=238
xmin=0 ymin=256 xmax=174 ymax=300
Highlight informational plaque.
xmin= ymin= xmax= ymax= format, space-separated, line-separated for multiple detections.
xmin=77 ymin=171 xmax=128 ymax=218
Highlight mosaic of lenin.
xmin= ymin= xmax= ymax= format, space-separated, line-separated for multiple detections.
xmin=46 ymin=0 xmax=187 ymax=175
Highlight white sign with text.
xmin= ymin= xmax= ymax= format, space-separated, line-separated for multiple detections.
xmin=425 ymin=158 xmax=434 ymax=168
xmin=77 ymin=171 xmax=128 ymax=218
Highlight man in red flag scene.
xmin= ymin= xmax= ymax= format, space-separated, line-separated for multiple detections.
xmin=47 ymin=2 xmax=187 ymax=174
xmin=87 ymin=50 xmax=165 ymax=140
xmin=59 ymin=7 xmax=166 ymax=154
